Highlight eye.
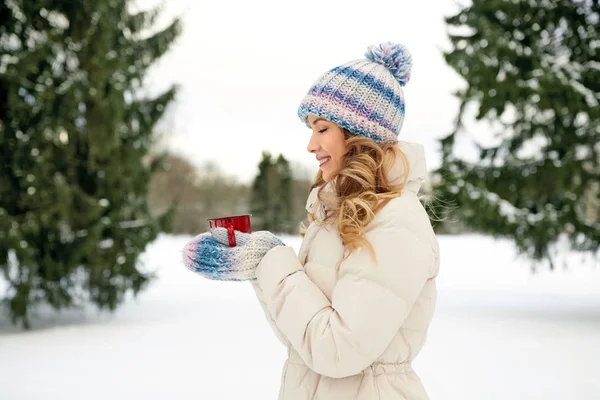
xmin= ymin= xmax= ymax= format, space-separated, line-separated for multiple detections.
xmin=318 ymin=128 xmax=327 ymax=134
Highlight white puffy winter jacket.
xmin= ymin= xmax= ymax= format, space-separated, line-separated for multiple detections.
xmin=252 ymin=141 xmax=441 ymax=400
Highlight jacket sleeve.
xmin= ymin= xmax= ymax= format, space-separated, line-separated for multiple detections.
xmin=254 ymin=224 xmax=435 ymax=379
xmin=250 ymin=280 xmax=290 ymax=348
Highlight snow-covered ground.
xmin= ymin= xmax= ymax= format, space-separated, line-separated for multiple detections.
xmin=1 ymin=234 xmax=599 ymax=400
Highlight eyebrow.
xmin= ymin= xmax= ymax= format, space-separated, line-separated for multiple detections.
xmin=309 ymin=117 xmax=328 ymax=127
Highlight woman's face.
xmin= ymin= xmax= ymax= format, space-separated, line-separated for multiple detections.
xmin=306 ymin=115 xmax=347 ymax=182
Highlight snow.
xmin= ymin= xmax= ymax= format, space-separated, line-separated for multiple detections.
xmin=1 ymin=233 xmax=599 ymax=400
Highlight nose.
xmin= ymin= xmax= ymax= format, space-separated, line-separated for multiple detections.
xmin=307 ymin=132 xmax=319 ymax=154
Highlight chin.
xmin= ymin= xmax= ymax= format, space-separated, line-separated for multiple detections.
xmin=321 ymin=163 xmax=339 ymax=182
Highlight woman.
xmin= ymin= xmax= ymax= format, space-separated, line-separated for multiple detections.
xmin=182 ymin=41 xmax=440 ymax=400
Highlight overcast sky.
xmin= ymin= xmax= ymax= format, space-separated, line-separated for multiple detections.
xmin=140 ymin=0 xmax=481 ymax=184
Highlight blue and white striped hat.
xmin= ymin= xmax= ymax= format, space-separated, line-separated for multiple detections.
xmin=298 ymin=42 xmax=413 ymax=144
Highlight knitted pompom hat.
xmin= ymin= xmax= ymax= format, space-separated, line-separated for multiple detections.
xmin=297 ymin=42 xmax=413 ymax=144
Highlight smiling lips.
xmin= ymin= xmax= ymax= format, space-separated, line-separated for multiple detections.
xmin=317 ymin=156 xmax=331 ymax=167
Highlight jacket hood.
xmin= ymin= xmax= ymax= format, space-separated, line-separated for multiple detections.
xmin=305 ymin=141 xmax=429 ymax=218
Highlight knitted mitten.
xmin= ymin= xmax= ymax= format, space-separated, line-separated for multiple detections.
xmin=182 ymin=228 xmax=284 ymax=281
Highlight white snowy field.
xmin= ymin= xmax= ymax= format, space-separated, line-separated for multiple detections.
xmin=1 ymin=234 xmax=599 ymax=400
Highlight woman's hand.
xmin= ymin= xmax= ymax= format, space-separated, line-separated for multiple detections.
xmin=182 ymin=228 xmax=285 ymax=281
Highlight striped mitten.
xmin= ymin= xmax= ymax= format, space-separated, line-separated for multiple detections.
xmin=182 ymin=228 xmax=284 ymax=281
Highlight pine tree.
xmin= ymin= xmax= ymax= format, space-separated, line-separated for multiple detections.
xmin=0 ymin=1 xmax=180 ymax=327
xmin=434 ymin=0 xmax=599 ymax=267
xmin=250 ymin=152 xmax=295 ymax=233
xmin=290 ymin=161 xmax=314 ymax=233
xmin=251 ymin=152 xmax=275 ymax=231
xmin=275 ymin=154 xmax=293 ymax=233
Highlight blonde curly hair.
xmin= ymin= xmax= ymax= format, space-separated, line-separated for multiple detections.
xmin=301 ymin=129 xmax=410 ymax=266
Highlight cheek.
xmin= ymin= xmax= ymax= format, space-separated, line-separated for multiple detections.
xmin=332 ymin=139 xmax=347 ymax=163
xmin=333 ymin=155 xmax=344 ymax=170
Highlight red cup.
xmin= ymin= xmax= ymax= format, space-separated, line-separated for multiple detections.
xmin=208 ymin=214 xmax=252 ymax=247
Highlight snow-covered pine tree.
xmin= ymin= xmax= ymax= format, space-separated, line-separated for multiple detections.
xmin=0 ymin=0 xmax=180 ymax=327
xmin=434 ymin=0 xmax=599 ymax=267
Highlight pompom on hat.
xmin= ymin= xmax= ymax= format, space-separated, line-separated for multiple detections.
xmin=297 ymin=42 xmax=413 ymax=144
